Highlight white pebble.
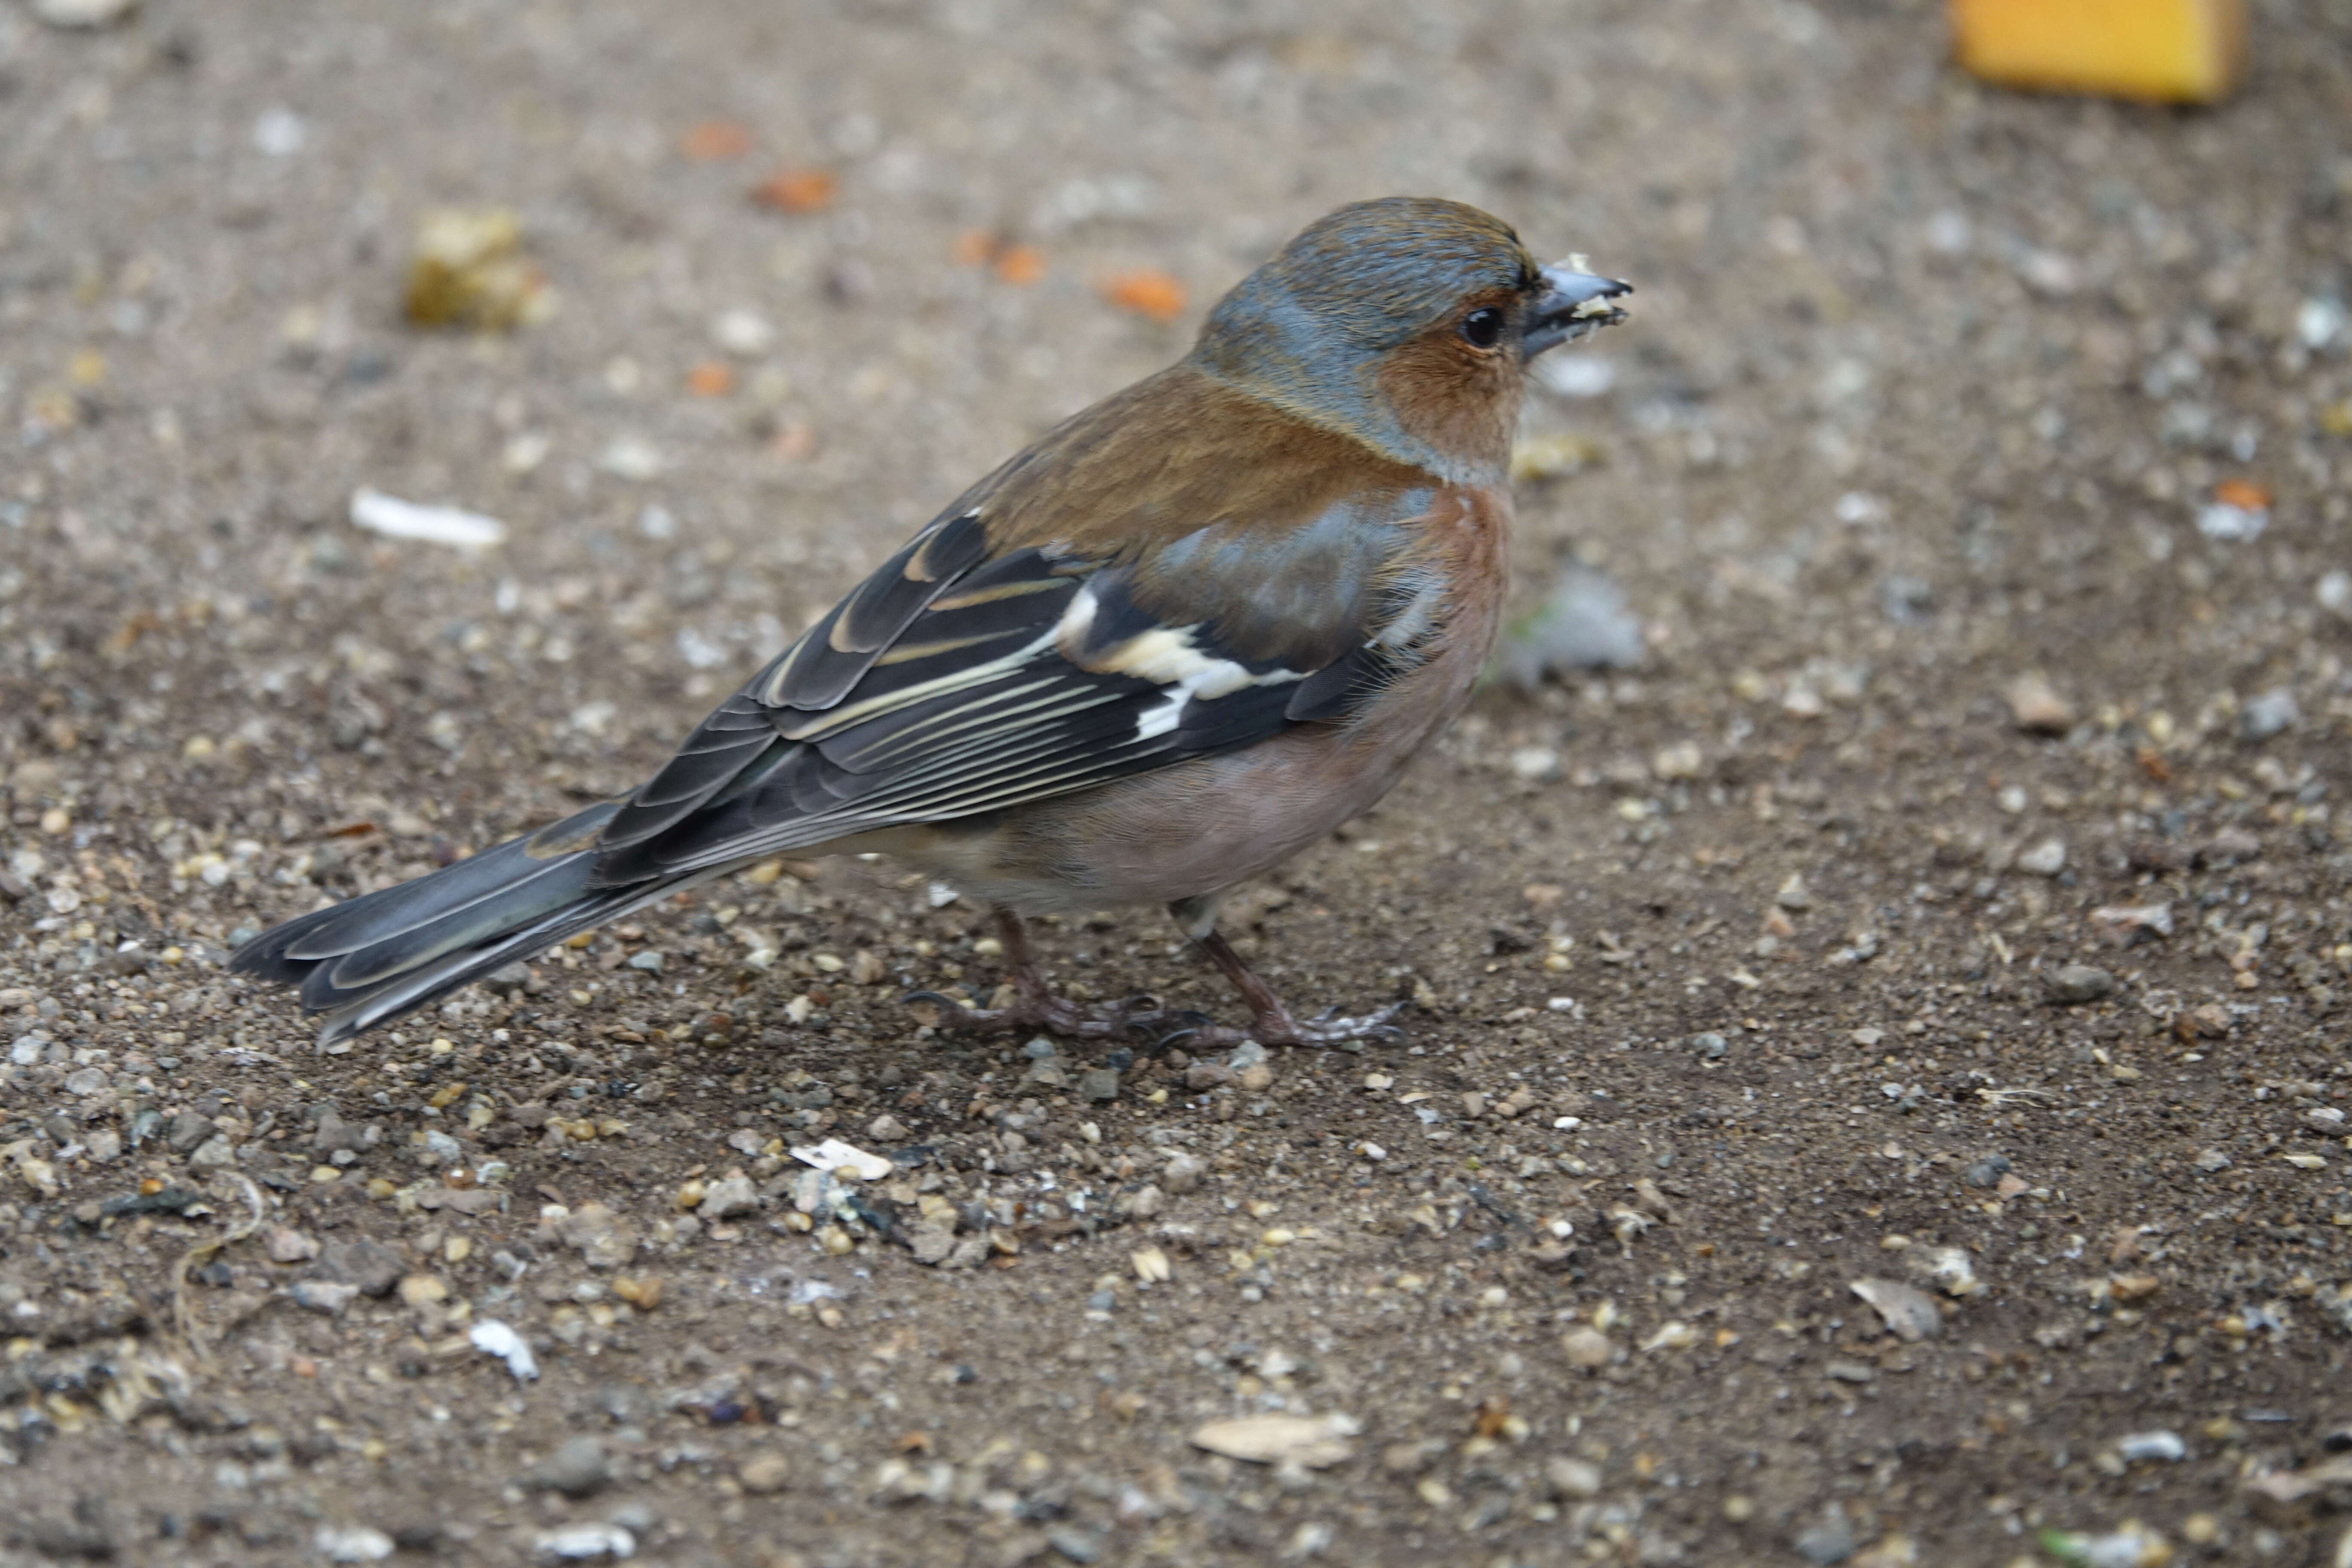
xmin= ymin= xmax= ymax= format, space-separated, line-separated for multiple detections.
xmin=711 ymin=309 xmax=776 ymax=356
xmin=534 ymin=1524 xmax=634 ymax=1562
xmin=1509 ymin=747 xmax=1561 ymax=782
xmin=2319 ymin=570 xmax=2351 ymax=617
xmin=2015 ymin=838 xmax=2067 ymax=877
xmin=2117 ymin=1430 xmax=2187 ymax=1463
xmin=314 ymin=1525 xmax=394 ymax=1563
xmin=252 ymin=107 xmax=308 ymax=157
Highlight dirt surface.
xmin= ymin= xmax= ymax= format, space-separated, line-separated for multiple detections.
xmin=5 ymin=1 xmax=2352 ymax=1564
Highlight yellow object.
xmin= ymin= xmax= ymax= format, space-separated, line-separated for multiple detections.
xmin=1951 ymin=0 xmax=2247 ymax=103
xmin=403 ymin=208 xmax=553 ymax=331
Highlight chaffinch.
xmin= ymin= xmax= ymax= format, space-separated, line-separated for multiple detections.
xmin=235 ymin=197 xmax=1630 ymax=1048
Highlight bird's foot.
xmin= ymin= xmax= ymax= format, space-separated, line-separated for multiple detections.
xmin=1160 ymin=1001 xmax=1407 ymax=1052
xmin=905 ymin=989 xmax=1202 ymax=1042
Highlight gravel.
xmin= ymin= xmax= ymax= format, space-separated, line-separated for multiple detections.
xmin=2043 ymin=963 xmax=2118 ymax=1005
xmin=1794 ymin=1506 xmax=1857 ymax=1566
xmin=528 ymin=1436 xmax=612 ymax=1498
xmin=318 ymin=1239 xmax=405 ymax=1298
xmin=1 ymin=5 xmax=2347 ymax=1567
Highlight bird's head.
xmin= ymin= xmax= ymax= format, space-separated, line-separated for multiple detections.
xmin=1189 ymin=197 xmax=1630 ymax=484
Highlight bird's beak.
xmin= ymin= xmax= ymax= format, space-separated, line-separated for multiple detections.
xmin=1524 ymin=259 xmax=1632 ymax=357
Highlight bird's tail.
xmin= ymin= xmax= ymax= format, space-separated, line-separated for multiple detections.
xmin=230 ymin=801 xmax=709 ymax=1048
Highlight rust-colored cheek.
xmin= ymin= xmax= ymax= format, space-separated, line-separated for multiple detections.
xmin=1376 ymin=334 xmax=1522 ymax=473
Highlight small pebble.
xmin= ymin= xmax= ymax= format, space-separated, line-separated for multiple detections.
xmin=1509 ymin=746 xmax=1562 ymax=781
xmin=291 ymin=1280 xmax=359 ymax=1316
xmin=313 ymin=1525 xmax=395 ymax=1563
xmin=265 ymin=1226 xmax=319 ymax=1264
xmin=321 ymin=1239 xmax=405 ymax=1297
xmin=532 ymin=1523 xmax=633 ymax=1562
xmin=1851 ymin=1277 xmax=1943 ymax=1342
xmin=2006 ymin=673 xmax=2075 ymax=734
xmin=2239 ymin=689 xmax=2298 ymax=740
xmin=2319 ymin=570 xmax=2351 ymax=619
xmin=1163 ymin=1152 xmax=1205 ymax=1193
xmin=2117 ymin=1430 xmax=2186 ymax=1463
xmin=1652 ymin=740 xmax=1703 ymax=781
xmin=701 ymin=1171 xmax=760 ymax=1219
xmin=1961 ymin=1155 xmax=2012 ymax=1189
xmin=738 ymin=1451 xmax=790 ymax=1494
xmin=1544 ymin=1456 xmax=1603 ymax=1499
xmin=530 ymin=1436 xmax=611 ymax=1498
xmin=1560 ymin=1326 xmax=1612 ymax=1369
xmin=2015 ymin=837 xmax=2067 ymax=877
xmin=1794 ymin=1505 xmax=1856 ymax=1566
xmin=2043 ymin=964 xmax=2116 ymax=1005
xmin=398 ymin=1274 xmax=449 ymax=1308
xmin=1047 ymin=1528 xmax=1102 ymax=1565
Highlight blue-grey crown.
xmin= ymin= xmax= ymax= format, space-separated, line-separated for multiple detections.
xmin=1187 ymin=198 xmax=1537 ymax=477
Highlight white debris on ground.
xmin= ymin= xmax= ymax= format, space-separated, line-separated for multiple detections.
xmin=349 ymin=488 xmax=508 ymax=549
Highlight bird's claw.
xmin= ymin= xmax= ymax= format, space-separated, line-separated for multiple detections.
xmin=1273 ymin=1000 xmax=1409 ymax=1047
xmin=1150 ymin=1001 xmax=1407 ymax=1053
xmin=1149 ymin=1011 xmax=1217 ymax=1052
xmin=905 ymin=986 xmax=1194 ymax=1043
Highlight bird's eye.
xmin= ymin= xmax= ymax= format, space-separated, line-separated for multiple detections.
xmin=1460 ymin=307 xmax=1505 ymax=349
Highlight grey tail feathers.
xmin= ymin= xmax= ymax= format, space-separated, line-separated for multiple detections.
xmin=230 ymin=801 xmax=712 ymax=1048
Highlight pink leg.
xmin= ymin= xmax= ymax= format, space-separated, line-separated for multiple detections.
xmin=910 ymin=907 xmax=1199 ymax=1041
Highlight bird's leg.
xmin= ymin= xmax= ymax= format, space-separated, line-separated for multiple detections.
xmin=989 ymin=906 xmax=1080 ymax=1025
xmin=907 ymin=906 xmax=1200 ymax=1040
xmin=1165 ymin=903 xmax=1406 ymax=1050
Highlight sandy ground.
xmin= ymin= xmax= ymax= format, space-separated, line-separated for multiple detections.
xmin=3 ymin=1 xmax=2352 ymax=1564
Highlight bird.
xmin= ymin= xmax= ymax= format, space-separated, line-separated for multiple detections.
xmin=233 ymin=196 xmax=1630 ymax=1051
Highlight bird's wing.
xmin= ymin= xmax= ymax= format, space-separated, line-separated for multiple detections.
xmin=586 ymin=370 xmax=1450 ymax=884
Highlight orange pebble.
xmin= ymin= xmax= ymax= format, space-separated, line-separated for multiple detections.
xmin=681 ymin=120 xmax=753 ymax=161
xmin=752 ymin=167 xmax=836 ymax=213
xmin=995 ymin=245 xmax=1048 ymax=287
xmin=1101 ymin=269 xmax=1188 ymax=324
xmin=292 ymin=1357 xmax=318 ymax=1378
xmin=2212 ymin=477 xmax=2271 ymax=510
xmin=686 ymin=361 xmax=737 ymax=398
